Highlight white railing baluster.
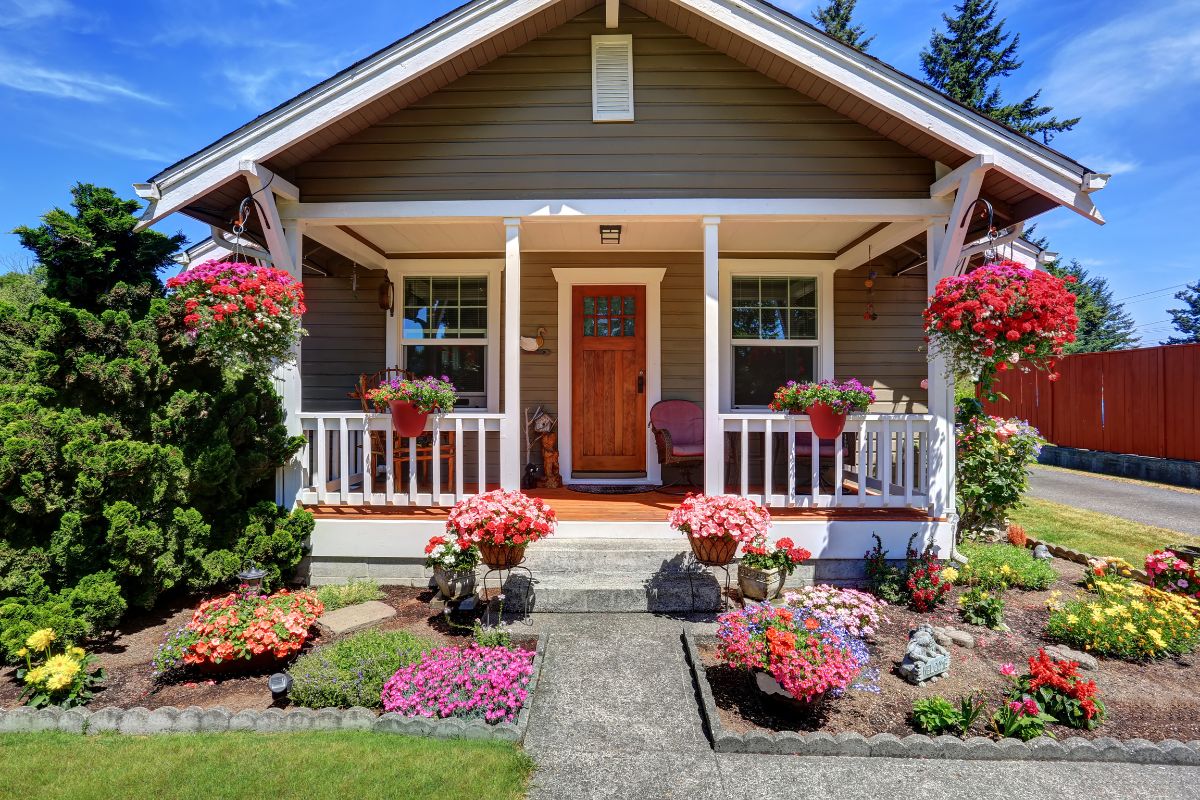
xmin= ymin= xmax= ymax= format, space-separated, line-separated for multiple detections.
xmin=834 ymin=431 xmax=844 ymax=504
xmin=477 ymin=423 xmax=487 ymax=495
xmin=764 ymin=418 xmax=773 ymax=506
xmin=904 ymin=420 xmax=914 ymax=506
xmin=810 ymin=429 xmax=820 ymax=505
xmin=408 ymin=435 xmax=418 ymax=503
xmin=432 ymin=416 xmax=442 ymax=506
xmin=787 ymin=414 xmax=796 ymax=507
xmin=740 ymin=418 xmax=750 ymax=498
xmin=856 ymin=421 xmax=867 ymax=507
xmin=338 ymin=417 xmax=349 ymax=504
xmin=385 ymin=423 xmax=395 ymax=504
xmin=454 ymin=417 xmax=464 ymax=501
xmin=881 ymin=418 xmax=892 ymax=507
xmin=363 ymin=416 xmax=374 ymax=505
xmin=315 ymin=418 xmax=327 ymax=503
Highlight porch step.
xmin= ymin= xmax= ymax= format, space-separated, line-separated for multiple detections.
xmin=489 ymin=538 xmax=725 ymax=613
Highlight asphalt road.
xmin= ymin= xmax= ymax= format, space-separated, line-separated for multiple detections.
xmin=1027 ymin=466 xmax=1200 ymax=537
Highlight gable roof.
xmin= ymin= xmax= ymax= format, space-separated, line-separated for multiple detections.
xmin=135 ymin=0 xmax=1105 ymax=230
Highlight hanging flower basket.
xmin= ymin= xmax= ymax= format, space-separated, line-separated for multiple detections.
xmin=769 ymin=379 xmax=875 ymax=440
xmin=369 ymin=375 xmax=457 ymax=437
xmin=166 ymin=261 xmax=306 ymax=372
xmin=806 ymin=402 xmax=847 ymax=440
xmin=924 ymin=261 xmax=1078 ymax=397
xmin=389 ymin=400 xmax=428 ymax=438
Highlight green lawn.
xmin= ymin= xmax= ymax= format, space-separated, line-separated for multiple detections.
xmin=0 ymin=732 xmax=533 ymax=800
xmin=1010 ymin=497 xmax=1190 ymax=566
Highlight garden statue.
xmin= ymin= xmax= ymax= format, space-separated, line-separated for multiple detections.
xmin=540 ymin=432 xmax=562 ymax=489
xmin=1033 ymin=543 xmax=1053 ymax=561
xmin=898 ymin=623 xmax=950 ymax=685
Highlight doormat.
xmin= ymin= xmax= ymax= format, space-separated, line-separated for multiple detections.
xmin=567 ymin=483 xmax=662 ymax=495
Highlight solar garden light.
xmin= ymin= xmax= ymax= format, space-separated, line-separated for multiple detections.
xmin=268 ymin=672 xmax=293 ymax=703
xmin=236 ymin=565 xmax=268 ymax=592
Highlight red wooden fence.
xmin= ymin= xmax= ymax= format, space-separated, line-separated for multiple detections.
xmin=983 ymin=343 xmax=1200 ymax=462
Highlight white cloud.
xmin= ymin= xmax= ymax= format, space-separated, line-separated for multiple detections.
xmin=0 ymin=0 xmax=72 ymax=28
xmin=0 ymin=51 xmax=165 ymax=105
xmin=1039 ymin=1 xmax=1200 ymax=116
xmin=76 ymin=137 xmax=176 ymax=163
xmin=1075 ymin=155 xmax=1140 ymax=176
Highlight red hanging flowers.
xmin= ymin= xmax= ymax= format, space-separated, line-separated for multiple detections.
xmin=923 ymin=261 xmax=1077 ymax=396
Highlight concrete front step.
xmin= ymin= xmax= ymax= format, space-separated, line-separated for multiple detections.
xmin=519 ymin=538 xmax=705 ymax=576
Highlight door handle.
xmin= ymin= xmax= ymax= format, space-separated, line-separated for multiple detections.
xmin=637 ymin=370 xmax=645 ymax=394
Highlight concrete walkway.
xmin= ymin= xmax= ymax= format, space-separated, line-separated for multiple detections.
xmin=522 ymin=614 xmax=1200 ymax=800
xmin=1028 ymin=466 xmax=1200 ymax=537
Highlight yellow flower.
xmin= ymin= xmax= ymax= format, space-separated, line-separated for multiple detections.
xmin=941 ymin=567 xmax=959 ymax=584
xmin=68 ymin=646 xmax=86 ymax=660
xmin=1131 ymin=600 xmax=1147 ymax=612
xmin=24 ymin=666 xmax=48 ymax=686
xmin=25 ymin=628 xmax=56 ymax=652
xmin=1148 ymin=629 xmax=1166 ymax=648
xmin=16 ymin=647 xmax=28 ymax=658
xmin=1066 ymin=614 xmax=1079 ymax=624
xmin=1000 ymin=564 xmax=1013 ymax=574
xmin=45 ymin=672 xmax=73 ymax=691
xmin=1122 ymin=622 xmax=1137 ymax=634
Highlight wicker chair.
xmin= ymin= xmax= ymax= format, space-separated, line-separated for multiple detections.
xmin=649 ymin=400 xmax=704 ymax=494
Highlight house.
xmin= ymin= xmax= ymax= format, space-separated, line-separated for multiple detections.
xmin=135 ymin=0 xmax=1106 ymax=595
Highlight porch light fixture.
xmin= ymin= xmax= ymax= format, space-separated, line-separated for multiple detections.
xmin=600 ymin=225 xmax=622 ymax=245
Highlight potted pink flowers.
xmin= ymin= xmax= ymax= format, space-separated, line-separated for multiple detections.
xmin=446 ymin=489 xmax=557 ymax=569
xmin=738 ymin=537 xmax=811 ymax=601
xmin=768 ymin=378 xmax=875 ymax=440
xmin=367 ymin=375 xmax=458 ymax=438
xmin=667 ymin=494 xmax=771 ymax=567
xmin=424 ymin=534 xmax=481 ymax=600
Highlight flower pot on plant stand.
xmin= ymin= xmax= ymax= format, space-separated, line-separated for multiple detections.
xmin=479 ymin=541 xmax=528 ymax=569
xmin=689 ymin=534 xmax=739 ymax=567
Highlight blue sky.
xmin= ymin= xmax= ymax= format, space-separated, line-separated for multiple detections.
xmin=0 ymin=0 xmax=1196 ymax=341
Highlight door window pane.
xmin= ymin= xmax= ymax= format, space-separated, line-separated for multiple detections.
xmin=732 ymin=346 xmax=816 ymax=408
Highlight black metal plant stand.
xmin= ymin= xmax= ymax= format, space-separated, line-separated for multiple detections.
xmin=479 ymin=565 xmax=536 ymax=627
xmin=685 ymin=558 xmax=733 ymax=613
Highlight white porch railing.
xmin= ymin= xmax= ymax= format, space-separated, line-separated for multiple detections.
xmin=718 ymin=413 xmax=934 ymax=510
xmin=297 ymin=411 xmax=503 ymax=507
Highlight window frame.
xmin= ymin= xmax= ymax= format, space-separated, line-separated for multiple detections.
xmin=719 ymin=261 xmax=834 ymax=412
xmin=388 ymin=260 xmax=502 ymax=412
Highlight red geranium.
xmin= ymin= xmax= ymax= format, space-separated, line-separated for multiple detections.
xmin=924 ymin=261 xmax=1077 ymax=396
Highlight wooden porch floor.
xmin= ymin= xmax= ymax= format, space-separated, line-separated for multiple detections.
xmin=304 ymin=487 xmax=940 ymax=522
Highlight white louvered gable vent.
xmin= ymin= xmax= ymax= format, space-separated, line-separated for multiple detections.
xmin=592 ymin=35 xmax=634 ymax=122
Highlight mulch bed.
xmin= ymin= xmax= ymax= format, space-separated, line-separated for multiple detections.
xmin=0 ymin=586 xmax=510 ymax=713
xmin=697 ymin=557 xmax=1200 ymax=743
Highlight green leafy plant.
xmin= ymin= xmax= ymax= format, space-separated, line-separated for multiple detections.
xmin=958 ymin=587 xmax=1005 ymax=629
xmin=958 ymin=543 xmax=1056 ymax=591
xmin=15 ymin=628 xmax=104 ymax=709
xmin=990 ymin=697 xmax=1056 ymax=741
xmin=1045 ymin=578 xmax=1200 ymax=660
xmin=289 ymin=629 xmax=437 ymax=709
xmin=864 ymin=534 xmax=906 ymax=604
xmin=0 ymin=574 xmax=127 ymax=663
xmin=739 ymin=536 xmax=811 ymax=575
xmin=911 ymin=694 xmax=986 ymax=736
xmin=315 ymin=579 xmax=384 ymax=612
xmin=955 ymin=409 xmax=1045 ymax=538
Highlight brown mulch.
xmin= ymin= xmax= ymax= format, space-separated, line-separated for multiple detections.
xmin=698 ymin=558 xmax=1200 ymax=743
xmin=0 ymin=586 xmax=488 ymax=713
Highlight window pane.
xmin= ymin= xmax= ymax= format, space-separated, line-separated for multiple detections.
xmin=403 ymin=276 xmax=489 ymax=340
xmin=584 ymin=318 xmax=596 ymax=336
xmin=732 ymin=277 xmax=759 ymax=307
xmin=459 ymin=307 xmax=487 ymax=336
xmin=732 ymin=345 xmax=816 ymax=407
xmin=624 ymin=317 xmax=635 ymax=336
xmin=623 ymin=296 xmax=635 ymax=314
xmin=460 ymin=277 xmax=487 ymax=304
xmin=405 ymin=345 xmax=486 ymax=396
xmin=429 ymin=307 xmax=458 ymax=339
xmin=732 ymin=308 xmax=760 ymax=339
xmin=597 ymin=317 xmax=609 ymax=336
xmin=431 ymin=278 xmax=459 ymax=307
xmin=790 ymin=278 xmax=817 ymax=307
xmin=789 ymin=309 xmax=817 ymax=339
xmin=404 ymin=277 xmax=430 ymax=308
xmin=759 ymin=279 xmax=788 ymax=308
xmin=402 ymin=307 xmax=428 ymax=339
xmin=597 ymin=296 xmax=608 ymax=315
xmin=583 ymin=296 xmax=594 ymax=315
xmin=760 ymin=309 xmax=786 ymax=340
xmin=610 ymin=318 xmax=622 ymax=336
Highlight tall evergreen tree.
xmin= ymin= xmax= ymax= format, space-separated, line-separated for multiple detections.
xmin=920 ymin=0 xmax=1079 ymax=142
xmin=811 ymin=0 xmax=874 ymax=52
xmin=1044 ymin=259 xmax=1139 ymax=353
xmin=1164 ymin=281 xmax=1200 ymax=345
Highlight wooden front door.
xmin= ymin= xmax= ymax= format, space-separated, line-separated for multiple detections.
xmin=571 ymin=285 xmax=647 ymax=474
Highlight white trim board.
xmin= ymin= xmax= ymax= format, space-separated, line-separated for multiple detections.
xmin=552 ymin=267 xmax=667 ymax=486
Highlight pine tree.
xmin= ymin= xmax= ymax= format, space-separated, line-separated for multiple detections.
xmin=811 ymin=0 xmax=874 ymax=52
xmin=1044 ymin=259 xmax=1139 ymax=353
xmin=1165 ymin=281 xmax=1200 ymax=345
xmin=920 ymin=0 xmax=1079 ymax=143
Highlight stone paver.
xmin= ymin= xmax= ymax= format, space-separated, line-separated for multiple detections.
xmin=523 ymin=613 xmax=1200 ymax=800
xmin=1028 ymin=466 xmax=1200 ymax=537
xmin=315 ymin=600 xmax=396 ymax=634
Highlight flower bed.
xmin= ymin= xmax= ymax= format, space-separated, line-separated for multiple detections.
xmin=381 ymin=644 xmax=536 ymax=724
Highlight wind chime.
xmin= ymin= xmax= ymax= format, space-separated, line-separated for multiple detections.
xmin=862 ymin=245 xmax=879 ymax=321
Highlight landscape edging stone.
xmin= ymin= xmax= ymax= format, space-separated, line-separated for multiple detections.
xmin=682 ymin=626 xmax=1200 ymax=765
xmin=0 ymin=632 xmax=546 ymax=744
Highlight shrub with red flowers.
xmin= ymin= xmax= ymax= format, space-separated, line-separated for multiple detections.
xmin=740 ymin=536 xmax=811 ymax=575
xmin=446 ymin=489 xmax=557 ymax=549
xmin=667 ymin=494 xmax=771 ymax=543
xmin=380 ymin=643 xmax=534 ymax=723
xmin=924 ymin=261 xmax=1078 ymax=396
xmin=423 ymin=534 xmax=480 ymax=572
xmin=956 ymin=413 xmax=1045 ymax=538
xmin=716 ymin=603 xmax=869 ymax=705
xmin=151 ymin=587 xmax=323 ymax=678
xmin=166 ymin=260 xmax=306 ymax=370
xmin=1006 ymin=649 xmax=1106 ymax=730
xmin=905 ymin=545 xmax=952 ymax=612
xmin=1146 ymin=550 xmax=1200 ymax=599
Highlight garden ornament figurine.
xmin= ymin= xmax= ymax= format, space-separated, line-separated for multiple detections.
xmin=898 ymin=623 xmax=951 ymax=685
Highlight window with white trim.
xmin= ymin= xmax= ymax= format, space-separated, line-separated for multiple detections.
xmin=401 ymin=275 xmax=490 ymax=407
xmin=731 ymin=276 xmax=819 ymax=408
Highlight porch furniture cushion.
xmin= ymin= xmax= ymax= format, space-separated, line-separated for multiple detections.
xmin=650 ymin=400 xmax=704 ymax=453
xmin=670 ymin=441 xmax=705 ymax=457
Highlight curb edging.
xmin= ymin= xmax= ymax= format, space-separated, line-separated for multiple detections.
xmin=682 ymin=627 xmax=1200 ymax=765
xmin=0 ymin=632 xmax=547 ymax=743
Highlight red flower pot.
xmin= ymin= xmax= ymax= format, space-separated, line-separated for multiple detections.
xmin=389 ymin=400 xmax=429 ymax=438
xmin=805 ymin=402 xmax=848 ymax=440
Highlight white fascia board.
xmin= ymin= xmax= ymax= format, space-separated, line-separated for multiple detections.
xmin=675 ymin=0 xmax=1104 ymax=223
xmin=282 ymin=196 xmax=953 ymax=224
xmin=134 ymin=0 xmax=563 ymax=229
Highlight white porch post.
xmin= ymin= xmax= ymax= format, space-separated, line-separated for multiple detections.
xmin=500 ymin=219 xmax=522 ymax=490
xmin=925 ymin=224 xmax=955 ymax=521
xmin=277 ymin=221 xmax=305 ymax=508
xmin=702 ymin=217 xmax=723 ymax=495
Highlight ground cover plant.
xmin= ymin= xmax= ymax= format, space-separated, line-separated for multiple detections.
xmin=863 ymin=534 xmax=950 ymax=611
xmin=1045 ymin=577 xmax=1200 ymax=660
xmin=314 ymin=580 xmax=383 ymax=612
xmin=782 ymin=585 xmax=888 ymax=640
xmin=958 ymin=587 xmax=1006 ymax=629
xmin=289 ymin=629 xmax=436 ymax=709
xmin=0 ymin=185 xmax=311 ymax=661
xmin=956 ymin=542 xmax=1056 ymax=590
xmin=0 ymin=732 xmax=533 ymax=800
xmin=910 ymin=695 xmax=986 ymax=736
xmin=381 ymin=643 xmax=535 ymax=723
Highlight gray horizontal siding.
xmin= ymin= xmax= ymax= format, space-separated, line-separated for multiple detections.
xmin=292 ymin=7 xmax=933 ymax=201
xmin=301 ymin=275 xmax=387 ymax=411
